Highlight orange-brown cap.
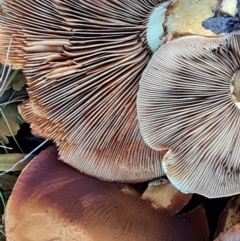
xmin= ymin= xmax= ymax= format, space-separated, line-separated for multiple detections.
xmin=5 ymin=145 xmax=209 ymax=241
xmin=137 ymin=33 xmax=240 ymax=197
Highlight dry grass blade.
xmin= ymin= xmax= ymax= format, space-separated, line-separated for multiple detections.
xmin=0 ymin=145 xmax=11 ymax=150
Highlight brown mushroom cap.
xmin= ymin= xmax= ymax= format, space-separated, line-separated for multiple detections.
xmin=5 ymin=145 xmax=209 ymax=241
xmin=137 ymin=33 xmax=240 ymax=197
xmin=0 ymin=0 xmax=170 ymax=182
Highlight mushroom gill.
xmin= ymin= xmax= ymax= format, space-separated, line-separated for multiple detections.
xmin=137 ymin=33 xmax=240 ymax=197
xmin=0 ymin=0 xmax=234 ymax=182
xmin=0 ymin=0 xmax=170 ymax=182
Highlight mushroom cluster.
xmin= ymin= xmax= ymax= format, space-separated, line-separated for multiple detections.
xmin=1 ymin=0 xmax=240 ymax=240
xmin=0 ymin=0 xmax=236 ymax=183
xmin=137 ymin=32 xmax=240 ymax=198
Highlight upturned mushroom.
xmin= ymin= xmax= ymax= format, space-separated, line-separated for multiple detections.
xmin=5 ymin=145 xmax=209 ymax=241
xmin=137 ymin=32 xmax=240 ymax=197
xmin=0 ymin=0 xmax=236 ymax=182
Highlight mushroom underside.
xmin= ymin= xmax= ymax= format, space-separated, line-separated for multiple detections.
xmin=137 ymin=33 xmax=240 ymax=197
xmin=0 ymin=0 xmax=168 ymax=182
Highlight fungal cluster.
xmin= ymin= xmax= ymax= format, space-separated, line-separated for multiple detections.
xmin=0 ymin=0 xmax=240 ymax=240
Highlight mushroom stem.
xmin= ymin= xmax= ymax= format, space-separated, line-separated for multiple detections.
xmin=165 ymin=0 xmax=218 ymax=39
xmin=230 ymin=70 xmax=240 ymax=108
xmin=146 ymin=2 xmax=172 ymax=52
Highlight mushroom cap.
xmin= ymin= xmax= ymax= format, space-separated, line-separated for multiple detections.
xmin=0 ymin=0 xmax=168 ymax=182
xmin=5 ymin=145 xmax=209 ymax=241
xmin=137 ymin=33 xmax=240 ymax=197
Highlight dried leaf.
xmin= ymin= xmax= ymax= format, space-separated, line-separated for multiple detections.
xmin=0 ymin=104 xmax=24 ymax=144
xmin=141 ymin=179 xmax=192 ymax=216
xmin=0 ymin=153 xmax=34 ymax=172
xmin=10 ymin=72 xmax=26 ymax=91
xmin=0 ymin=67 xmax=17 ymax=98
xmin=0 ymin=174 xmax=17 ymax=191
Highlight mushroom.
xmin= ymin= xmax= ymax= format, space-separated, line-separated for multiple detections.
xmin=214 ymin=195 xmax=240 ymax=240
xmin=0 ymin=0 xmax=235 ymax=182
xmin=5 ymin=145 xmax=210 ymax=241
xmin=137 ymin=32 xmax=240 ymax=197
